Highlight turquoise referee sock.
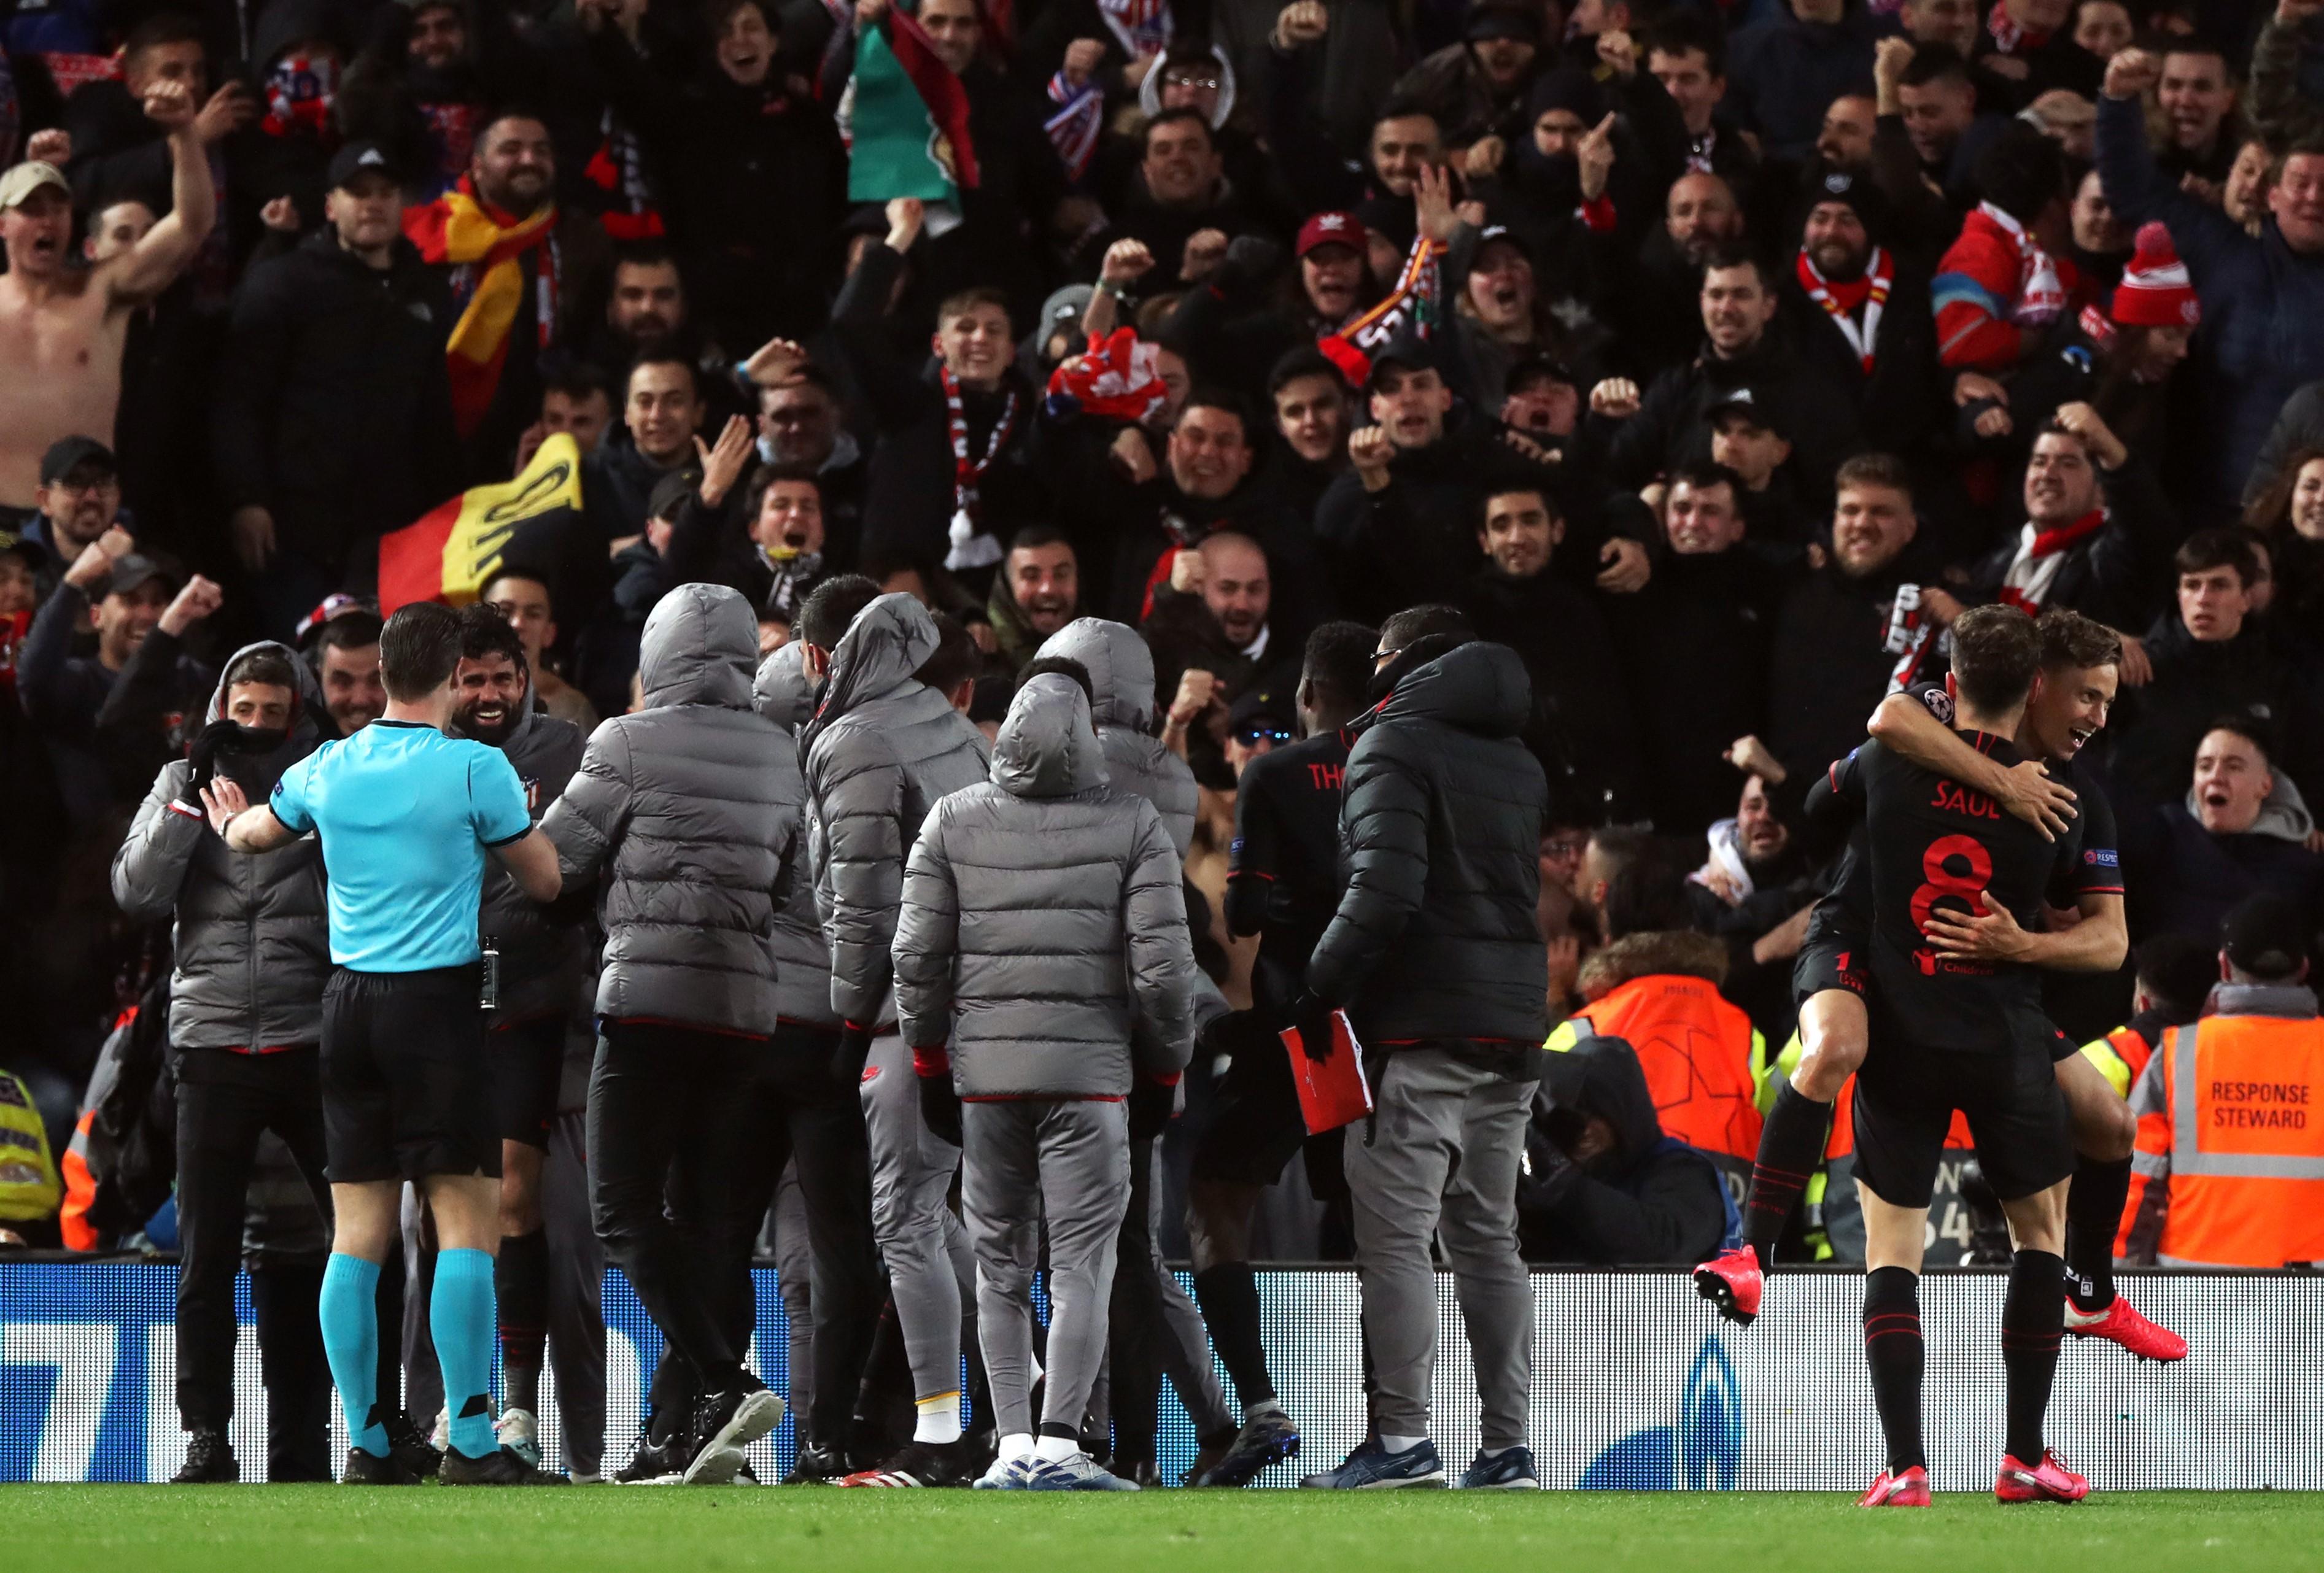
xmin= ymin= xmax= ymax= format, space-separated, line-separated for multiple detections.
xmin=320 ymin=1253 xmax=390 ymax=1457
xmin=432 ymin=1247 xmax=501 ymax=1458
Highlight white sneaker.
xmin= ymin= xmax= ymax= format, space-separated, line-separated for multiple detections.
xmin=1014 ymin=1450 xmax=1139 ymax=1491
xmin=495 ymin=1409 xmax=543 ymax=1469
xmin=973 ymin=1452 xmax=1028 ymax=1490
xmin=570 ymin=1469 xmax=604 ymax=1485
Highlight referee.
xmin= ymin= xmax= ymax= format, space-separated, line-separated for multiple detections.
xmin=201 ymin=602 xmax=570 ymax=1486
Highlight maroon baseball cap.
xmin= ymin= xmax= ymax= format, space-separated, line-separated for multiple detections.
xmin=1295 ymin=211 xmax=1366 ymax=258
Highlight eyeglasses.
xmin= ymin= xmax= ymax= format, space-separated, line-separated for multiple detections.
xmin=1167 ymin=72 xmax=1221 ymax=89
xmin=1236 ymin=726 xmax=1293 ymax=744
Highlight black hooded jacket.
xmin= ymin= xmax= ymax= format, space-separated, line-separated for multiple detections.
xmin=1307 ymin=638 xmax=1547 ymax=1049
xmin=1517 ymin=1032 xmax=1731 ymax=1265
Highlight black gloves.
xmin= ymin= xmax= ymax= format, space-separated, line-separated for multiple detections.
xmin=830 ymin=1022 xmax=874 ymax=1089
xmin=184 ymin=719 xmax=242 ymax=802
xmin=918 ymin=1067 xmax=963 ymax=1146
xmin=1127 ymin=1076 xmax=1177 ymax=1141
xmin=1285 ymin=991 xmax=1332 ymax=1062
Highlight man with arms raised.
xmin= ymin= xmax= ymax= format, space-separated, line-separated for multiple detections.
xmin=0 ymin=79 xmax=214 ymax=516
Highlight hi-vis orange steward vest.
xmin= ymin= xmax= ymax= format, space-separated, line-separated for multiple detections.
xmin=2125 ymin=1013 xmax=2324 ymax=1267
xmin=1557 ymin=973 xmax=1763 ymax=1161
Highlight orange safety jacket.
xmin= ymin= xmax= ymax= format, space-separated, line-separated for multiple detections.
xmin=1560 ymin=972 xmax=1762 ymax=1162
xmin=2120 ymin=984 xmax=2324 ymax=1267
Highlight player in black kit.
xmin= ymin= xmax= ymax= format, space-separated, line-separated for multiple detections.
xmin=1815 ymin=606 xmax=2116 ymax=1507
xmin=1698 ymin=610 xmax=2185 ymax=1365
xmin=1184 ymin=622 xmax=1375 ymax=1487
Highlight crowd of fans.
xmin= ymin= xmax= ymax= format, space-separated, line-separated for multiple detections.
xmin=1 ymin=0 xmax=2322 ymax=1288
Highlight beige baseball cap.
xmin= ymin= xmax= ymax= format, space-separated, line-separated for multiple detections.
xmin=0 ymin=161 xmax=69 ymax=211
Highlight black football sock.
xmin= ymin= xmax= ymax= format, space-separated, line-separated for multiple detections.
xmin=1192 ymin=1264 xmax=1277 ymax=1410
xmin=1742 ymin=1082 xmax=1830 ymax=1270
xmin=2002 ymin=1250 xmax=2066 ymax=1465
xmin=1862 ymin=1266 xmax=1926 ymax=1474
xmin=2064 ymin=1157 xmax=2131 ymax=1312
xmin=495 ymin=1229 xmax=549 ymax=1414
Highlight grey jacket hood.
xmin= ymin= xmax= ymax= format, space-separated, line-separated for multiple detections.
xmin=993 ymin=674 xmax=1108 ymax=799
xmin=803 ymin=592 xmax=938 ymax=751
xmin=753 ymin=639 xmax=816 ymax=732
xmin=1037 ymin=617 xmax=1161 ymax=732
xmin=213 ymin=639 xmax=323 ymax=738
xmin=640 ymin=582 xmax=758 ymax=710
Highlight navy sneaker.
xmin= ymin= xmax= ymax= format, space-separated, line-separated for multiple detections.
xmin=1298 ymin=1437 xmax=1446 ymax=1489
xmin=1191 ymin=1412 xmax=1300 ymax=1487
xmin=1458 ymin=1447 xmax=1540 ymax=1489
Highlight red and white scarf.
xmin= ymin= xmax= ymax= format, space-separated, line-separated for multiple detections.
xmin=942 ymin=366 xmax=1016 ymax=571
xmin=1044 ymin=72 xmax=1102 ymax=181
xmin=1997 ymin=507 xmax=2108 ymax=614
xmin=1797 ymin=245 xmax=1894 ymax=374
xmin=1980 ymin=201 xmax=2069 ymax=328
xmin=1986 ymin=3 xmax=2049 ymax=55
xmin=1096 ymin=0 xmax=1171 ymax=61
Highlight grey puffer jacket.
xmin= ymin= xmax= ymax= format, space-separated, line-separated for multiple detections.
xmin=893 ymin=673 xmax=1198 ymax=1097
xmin=1309 ymin=639 xmax=1549 ymax=1049
xmin=451 ymin=664 xmax=586 ymax=1022
xmin=543 ymin=583 xmax=804 ymax=1037
xmin=110 ymin=641 xmax=330 ymax=1050
xmin=753 ymin=640 xmax=836 ymax=1027
xmin=1036 ymin=618 xmax=1196 ymax=859
xmin=800 ymin=592 xmax=991 ymax=1029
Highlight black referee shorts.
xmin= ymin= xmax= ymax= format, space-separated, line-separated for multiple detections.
xmin=1851 ymin=1038 xmax=2074 ymax=1208
xmin=321 ymin=964 xmax=500 ymax=1184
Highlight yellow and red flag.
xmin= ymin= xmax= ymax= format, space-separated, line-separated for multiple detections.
xmin=378 ymin=432 xmax=584 ymax=614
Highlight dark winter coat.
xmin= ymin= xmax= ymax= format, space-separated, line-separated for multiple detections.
xmin=213 ymin=230 xmax=460 ymax=562
xmin=1308 ymin=639 xmax=1548 ymax=1049
xmin=1518 ymin=1030 xmax=1731 ymax=1266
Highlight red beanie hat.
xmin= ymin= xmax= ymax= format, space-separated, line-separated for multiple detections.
xmin=2113 ymin=221 xmax=2200 ymax=328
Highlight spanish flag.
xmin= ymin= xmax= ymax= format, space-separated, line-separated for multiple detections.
xmin=402 ymin=177 xmax=560 ymax=438
xmin=379 ymin=433 xmax=585 ymax=614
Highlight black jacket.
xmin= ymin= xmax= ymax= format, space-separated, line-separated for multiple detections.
xmin=1778 ymin=256 xmax=1943 ymax=460
xmin=1518 ymin=1032 xmax=1730 ymax=1266
xmin=1315 ymin=423 xmax=1555 ymax=625
xmin=1462 ymin=566 xmax=1645 ymax=824
xmin=591 ymin=29 xmax=847 ymax=347
xmin=212 ymin=230 xmax=461 ymax=560
xmin=831 ymin=241 xmax=1047 ymax=570
xmin=1598 ymin=333 xmax=1867 ymax=503
xmin=1308 ymin=640 xmax=1547 ymax=1049
xmin=1612 ymin=546 xmax=1786 ymax=836
xmin=1764 ymin=558 xmax=1929 ymax=789
xmin=2105 ymin=615 xmax=2322 ymax=812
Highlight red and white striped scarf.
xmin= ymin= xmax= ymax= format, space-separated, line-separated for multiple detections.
xmin=1997 ymin=506 xmax=2108 ymax=613
xmin=1797 ymin=245 xmax=1894 ymax=374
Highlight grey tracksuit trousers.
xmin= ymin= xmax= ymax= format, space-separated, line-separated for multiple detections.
xmin=860 ymin=1031 xmax=977 ymax=1402
xmin=963 ymin=1097 xmax=1132 ymax=1439
xmin=1345 ymin=1047 xmax=1535 ymax=1450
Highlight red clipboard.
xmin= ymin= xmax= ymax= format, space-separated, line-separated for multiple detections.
xmin=1279 ymin=1010 xmax=1373 ymax=1135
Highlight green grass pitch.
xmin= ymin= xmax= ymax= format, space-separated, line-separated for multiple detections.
xmin=13 ymin=1486 xmax=2324 ymax=1573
